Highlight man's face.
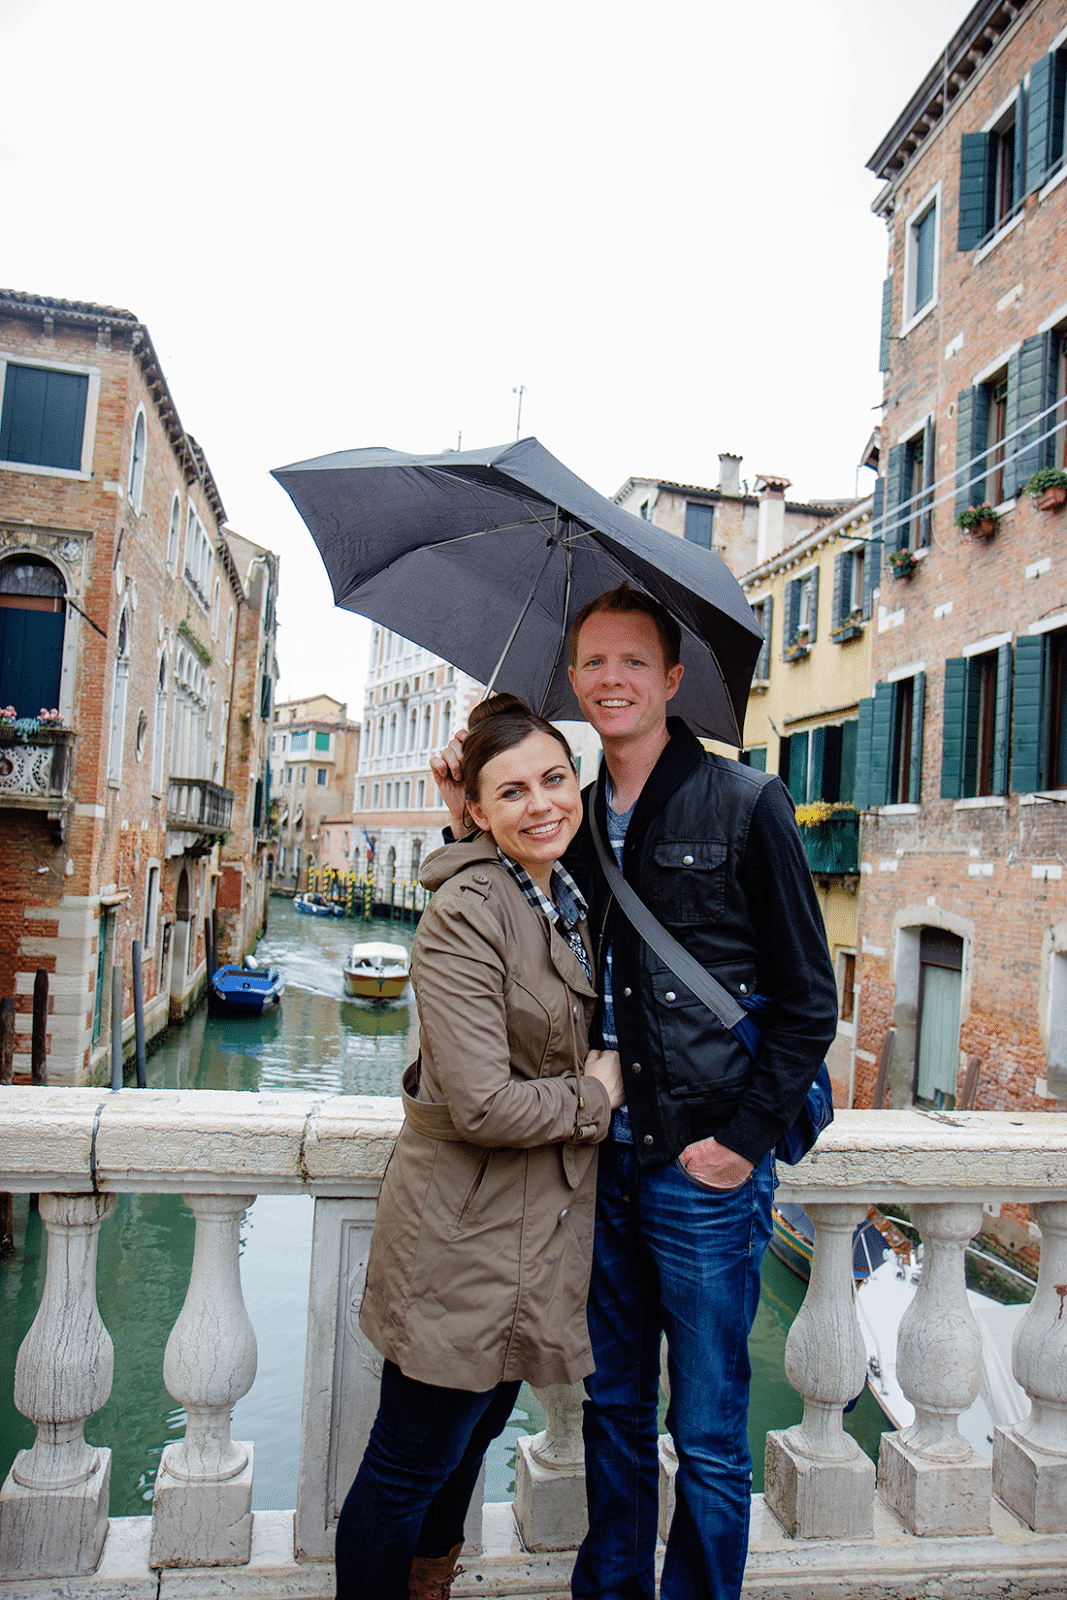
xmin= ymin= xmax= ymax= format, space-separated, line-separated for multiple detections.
xmin=568 ymin=610 xmax=683 ymax=746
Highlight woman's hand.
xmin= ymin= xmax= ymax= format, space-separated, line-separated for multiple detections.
xmin=584 ymin=1048 xmax=624 ymax=1110
xmin=429 ymin=730 xmax=469 ymax=832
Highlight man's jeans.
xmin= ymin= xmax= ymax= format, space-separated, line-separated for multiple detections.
xmin=334 ymin=1360 xmax=519 ymax=1599
xmin=572 ymin=1141 xmax=774 ymax=1600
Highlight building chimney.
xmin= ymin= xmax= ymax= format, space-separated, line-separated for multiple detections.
xmin=755 ymin=475 xmax=791 ymax=563
xmin=717 ymin=453 xmax=742 ymax=496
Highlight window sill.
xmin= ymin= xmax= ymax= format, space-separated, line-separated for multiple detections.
xmin=973 ymin=211 xmax=1025 ymax=266
xmin=871 ymin=803 xmax=920 ymax=815
xmin=749 ymin=679 xmax=770 ymax=694
xmin=1038 ymin=161 xmax=1067 ymax=204
xmin=953 ymin=796 xmax=1007 ymax=809
xmin=899 ymin=298 xmax=938 ymax=340
xmin=1019 ymin=789 xmax=1067 ymax=804
xmin=0 ymin=458 xmax=90 ymax=481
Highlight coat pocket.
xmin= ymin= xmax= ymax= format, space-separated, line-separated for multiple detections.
xmin=649 ymin=840 xmax=727 ymax=925
xmin=451 ymin=1149 xmax=493 ymax=1232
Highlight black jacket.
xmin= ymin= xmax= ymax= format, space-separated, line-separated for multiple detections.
xmin=564 ymin=719 xmax=838 ymax=1167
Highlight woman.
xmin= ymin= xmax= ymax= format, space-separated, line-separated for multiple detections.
xmin=335 ymin=694 xmax=623 ymax=1600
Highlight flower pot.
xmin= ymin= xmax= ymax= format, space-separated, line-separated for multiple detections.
xmin=890 ymin=562 xmax=916 ymax=580
xmin=1036 ymin=486 xmax=1067 ymax=512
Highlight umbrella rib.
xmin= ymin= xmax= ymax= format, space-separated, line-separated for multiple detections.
xmin=482 ymin=543 xmax=557 ymax=701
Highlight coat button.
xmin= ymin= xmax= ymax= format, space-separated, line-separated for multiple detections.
xmin=631 ymin=1062 xmax=641 ymax=1074
xmin=473 ymin=874 xmax=489 ymax=884
xmin=665 ymin=991 xmax=676 ymax=1003
xmin=573 ymin=1004 xmax=580 ymax=1017
xmin=559 ymin=1207 xmax=570 ymax=1221
xmin=682 ymin=853 xmax=694 ymax=865
xmin=622 ymin=986 xmax=632 ymax=997
xmin=739 ymin=983 xmax=748 ymax=994
xmin=643 ymin=1134 xmax=654 ymax=1146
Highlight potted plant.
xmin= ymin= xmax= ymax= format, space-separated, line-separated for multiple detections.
xmin=830 ymin=608 xmax=864 ymax=642
xmin=1023 ymin=467 xmax=1067 ymax=512
xmin=888 ymin=547 xmax=919 ymax=578
xmin=955 ymin=502 xmax=1000 ymax=536
xmin=0 ymin=705 xmax=17 ymax=730
xmin=785 ymin=626 xmax=810 ymax=661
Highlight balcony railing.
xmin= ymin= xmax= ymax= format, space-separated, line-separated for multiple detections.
xmin=166 ymin=776 xmax=235 ymax=839
xmin=1 ymin=1095 xmax=1067 ymax=1597
xmin=800 ymin=810 xmax=860 ymax=875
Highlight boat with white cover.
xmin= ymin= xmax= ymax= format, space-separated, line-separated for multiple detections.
xmin=342 ymin=941 xmax=410 ymax=1001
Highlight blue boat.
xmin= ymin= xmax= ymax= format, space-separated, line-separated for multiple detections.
xmin=293 ymin=893 xmax=345 ymax=917
xmin=209 ymin=958 xmax=285 ymax=1016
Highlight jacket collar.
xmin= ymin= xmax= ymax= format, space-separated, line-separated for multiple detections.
xmin=593 ymin=717 xmax=703 ymax=859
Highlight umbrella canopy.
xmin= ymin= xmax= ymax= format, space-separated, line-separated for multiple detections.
xmin=272 ymin=437 xmax=762 ymax=744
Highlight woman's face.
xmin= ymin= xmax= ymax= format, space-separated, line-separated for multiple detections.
xmin=467 ymin=731 xmax=582 ymax=888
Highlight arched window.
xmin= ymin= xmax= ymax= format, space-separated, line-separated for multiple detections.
xmin=211 ymin=578 xmax=221 ymax=639
xmin=422 ymin=706 xmax=432 ymax=748
xmin=108 ymin=606 xmax=131 ymax=780
xmin=225 ymin=606 xmax=235 ymax=664
xmin=167 ymin=495 xmax=181 ymax=573
xmin=408 ymin=708 xmax=418 ymax=750
xmin=0 ymin=555 xmax=66 ymax=718
xmin=152 ymin=653 xmax=168 ymax=792
xmin=441 ymin=701 xmax=452 ymax=745
xmin=388 ymin=713 xmax=397 ymax=754
xmin=128 ymin=409 xmax=147 ymax=512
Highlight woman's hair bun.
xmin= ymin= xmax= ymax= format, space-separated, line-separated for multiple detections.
xmin=468 ymin=692 xmax=533 ymax=729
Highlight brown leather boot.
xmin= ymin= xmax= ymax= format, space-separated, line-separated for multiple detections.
xmin=409 ymin=1542 xmax=464 ymax=1600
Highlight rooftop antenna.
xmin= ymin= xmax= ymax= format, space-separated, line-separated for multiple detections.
xmin=512 ymin=385 xmax=525 ymax=440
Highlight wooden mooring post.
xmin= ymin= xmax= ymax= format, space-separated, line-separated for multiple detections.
xmin=31 ymin=968 xmax=48 ymax=1087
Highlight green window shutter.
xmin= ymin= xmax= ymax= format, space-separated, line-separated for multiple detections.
xmin=1003 ymin=346 xmax=1023 ymax=499
xmin=260 ymin=674 xmax=272 ymax=720
xmin=788 ymin=732 xmax=809 ymax=804
xmin=778 ymin=733 xmax=792 ymax=781
xmin=744 ymin=747 xmax=767 ymax=772
xmin=920 ymin=415 xmax=935 ymax=545
xmin=831 ymin=550 xmax=847 ymax=629
xmin=878 ymin=276 xmax=893 ymax=371
xmin=854 ymin=698 xmax=874 ymax=811
xmin=1052 ymin=51 xmax=1067 ymax=173
xmin=883 ymin=442 xmax=908 ymax=553
xmin=992 ymin=642 xmax=1013 ymax=795
xmin=908 ymin=671 xmax=926 ymax=803
xmin=958 ymin=131 xmax=995 ymax=250
xmin=1011 ymin=634 xmax=1048 ymax=792
xmin=955 ymin=385 xmax=989 ymax=514
xmin=1011 ymin=332 xmax=1056 ymax=490
xmin=941 ymin=657 xmax=968 ymax=799
xmin=755 ymin=594 xmax=772 ymax=678
xmin=684 ymin=502 xmax=714 ymax=547
xmin=1012 ymin=83 xmax=1027 ymax=212
xmin=783 ymin=579 xmax=801 ymax=658
xmin=810 ymin=726 xmax=827 ymax=800
xmin=1026 ymin=53 xmax=1055 ymax=191
xmin=0 ymin=607 xmax=65 ymax=717
xmin=253 ymin=778 xmax=263 ymax=829
xmin=962 ymin=658 xmax=982 ymax=798
xmin=807 ymin=567 xmax=820 ymax=642
xmin=839 ymin=718 xmax=858 ymax=806
xmin=863 ymin=481 xmax=883 ymax=619
xmin=0 ymin=364 xmax=89 ymax=472
xmin=868 ymin=682 xmax=895 ymax=808
xmin=315 ymin=730 xmax=330 ymax=751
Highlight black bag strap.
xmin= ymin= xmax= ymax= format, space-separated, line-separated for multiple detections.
xmin=588 ymin=801 xmax=744 ymax=1033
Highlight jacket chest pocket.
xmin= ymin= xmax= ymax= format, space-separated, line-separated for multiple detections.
xmin=648 ymin=840 xmax=727 ymax=926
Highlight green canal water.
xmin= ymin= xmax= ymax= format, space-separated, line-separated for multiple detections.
xmin=0 ymin=897 xmax=888 ymax=1518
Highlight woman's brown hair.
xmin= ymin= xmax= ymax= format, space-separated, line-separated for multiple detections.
xmin=461 ymin=694 xmax=575 ymax=824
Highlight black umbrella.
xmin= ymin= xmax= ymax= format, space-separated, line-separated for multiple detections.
xmin=272 ymin=437 xmax=762 ymax=745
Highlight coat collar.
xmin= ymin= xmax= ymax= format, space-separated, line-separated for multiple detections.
xmin=593 ymin=717 xmax=704 ymax=860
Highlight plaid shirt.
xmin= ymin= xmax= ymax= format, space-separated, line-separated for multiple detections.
xmin=495 ymin=849 xmax=593 ymax=982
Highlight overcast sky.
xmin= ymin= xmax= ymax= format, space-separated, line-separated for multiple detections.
xmin=3 ymin=0 xmax=972 ymax=716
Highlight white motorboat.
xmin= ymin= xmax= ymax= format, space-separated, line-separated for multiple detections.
xmin=342 ymin=941 xmax=410 ymax=1001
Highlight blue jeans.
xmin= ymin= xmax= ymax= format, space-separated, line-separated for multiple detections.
xmin=334 ymin=1360 xmax=520 ymax=1600
xmin=572 ymin=1142 xmax=774 ymax=1600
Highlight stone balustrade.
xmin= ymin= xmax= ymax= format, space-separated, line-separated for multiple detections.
xmin=1 ymin=1090 xmax=1067 ymax=1599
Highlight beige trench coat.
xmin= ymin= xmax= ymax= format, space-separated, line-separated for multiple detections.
xmin=359 ymin=837 xmax=612 ymax=1391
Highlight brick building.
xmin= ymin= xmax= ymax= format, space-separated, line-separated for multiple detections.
xmin=270 ymin=695 xmax=360 ymax=893
xmin=0 ymin=290 xmax=278 ymax=1083
xmin=854 ymin=0 xmax=1067 ymax=1138
xmin=613 ymin=453 xmax=850 ymax=574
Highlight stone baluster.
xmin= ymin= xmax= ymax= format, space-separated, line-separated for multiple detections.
xmin=0 ymin=1191 xmax=117 ymax=1578
xmin=765 ymin=1203 xmax=875 ymax=1537
xmin=993 ymin=1200 xmax=1067 ymax=1530
xmin=878 ymin=1201 xmax=989 ymax=1535
xmin=515 ymin=1381 xmax=588 ymax=1551
xmin=150 ymin=1193 xmax=258 ymax=1567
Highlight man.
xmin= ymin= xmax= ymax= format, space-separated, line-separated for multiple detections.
xmin=432 ymin=583 xmax=838 ymax=1600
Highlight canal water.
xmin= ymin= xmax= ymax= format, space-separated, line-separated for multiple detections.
xmin=0 ymin=897 xmax=887 ymax=1520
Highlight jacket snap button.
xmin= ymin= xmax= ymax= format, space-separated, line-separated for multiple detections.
xmin=739 ymin=983 xmax=748 ymax=994
xmin=559 ymin=1207 xmax=569 ymax=1221
xmin=682 ymin=853 xmax=694 ymax=865
xmin=622 ymin=986 xmax=632 ymax=997
xmin=631 ymin=1062 xmax=641 ymax=1074
xmin=665 ymin=991 xmax=676 ymax=1003
xmin=643 ymin=1134 xmax=654 ymax=1146
xmin=473 ymin=874 xmax=489 ymax=884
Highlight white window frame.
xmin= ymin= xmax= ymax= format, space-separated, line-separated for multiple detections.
xmin=900 ymin=182 xmax=941 ymax=337
xmin=144 ymin=863 xmax=161 ymax=949
xmin=166 ymin=493 xmax=181 ymax=573
xmin=108 ymin=605 xmax=131 ymax=783
xmin=128 ymin=405 xmax=147 ymax=512
xmin=0 ymin=351 xmax=103 ymax=479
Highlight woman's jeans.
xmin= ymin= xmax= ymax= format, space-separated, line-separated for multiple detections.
xmin=572 ymin=1141 xmax=774 ymax=1600
xmin=334 ymin=1360 xmax=520 ymax=1600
